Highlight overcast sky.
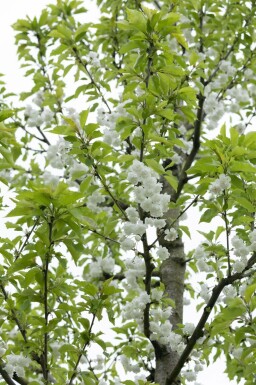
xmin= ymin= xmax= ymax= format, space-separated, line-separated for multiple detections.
xmin=0 ymin=2 xmax=241 ymax=385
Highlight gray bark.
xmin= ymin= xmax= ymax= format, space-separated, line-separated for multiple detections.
xmin=154 ymin=179 xmax=186 ymax=385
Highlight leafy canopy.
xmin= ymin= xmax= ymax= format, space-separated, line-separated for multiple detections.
xmin=0 ymin=1 xmax=256 ymax=385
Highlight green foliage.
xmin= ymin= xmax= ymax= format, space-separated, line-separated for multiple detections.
xmin=1 ymin=0 xmax=256 ymax=385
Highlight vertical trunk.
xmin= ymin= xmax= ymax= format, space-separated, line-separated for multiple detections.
xmin=155 ymin=179 xmax=186 ymax=385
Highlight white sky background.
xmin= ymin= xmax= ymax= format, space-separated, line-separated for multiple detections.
xmin=0 ymin=2 xmax=241 ymax=385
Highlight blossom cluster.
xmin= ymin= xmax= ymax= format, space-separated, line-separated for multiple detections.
xmin=231 ymin=233 xmax=252 ymax=272
xmin=25 ymin=105 xmax=54 ymax=127
xmin=193 ymin=245 xmax=213 ymax=272
xmin=88 ymin=256 xmax=115 ymax=279
xmin=150 ymin=307 xmax=185 ymax=354
xmin=45 ymin=137 xmax=88 ymax=186
xmin=97 ymin=99 xmax=132 ymax=147
xmin=209 ymin=173 xmax=231 ymax=196
xmin=128 ymin=160 xmax=170 ymax=218
xmin=122 ymin=289 xmax=150 ymax=329
xmin=4 ymin=353 xmax=31 ymax=378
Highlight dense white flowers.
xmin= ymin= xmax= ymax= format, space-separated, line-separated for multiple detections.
xmin=231 ymin=234 xmax=250 ymax=272
xmin=87 ymin=190 xmax=106 ymax=213
xmin=200 ymin=283 xmax=210 ymax=302
xmin=0 ymin=342 xmax=6 ymax=356
xmin=249 ymin=230 xmax=256 ymax=251
xmin=97 ymin=99 xmax=132 ymax=147
xmin=4 ymin=354 xmax=31 ymax=378
xmin=223 ymin=286 xmax=237 ymax=303
xmin=25 ymin=103 xmax=54 ymax=127
xmin=87 ymin=51 xmax=101 ymax=67
xmin=123 ymin=290 xmax=150 ymax=325
xmin=47 ymin=138 xmax=71 ymax=169
xmin=125 ymin=207 xmax=139 ymax=223
xmin=150 ymin=307 xmax=185 ymax=353
xmin=120 ymin=238 xmax=136 ymax=251
xmin=145 ymin=217 xmax=166 ymax=228
xmin=193 ymin=245 xmax=213 ymax=272
xmin=172 ymin=153 xmax=182 ymax=164
xmin=219 ymin=60 xmax=236 ymax=77
xmin=156 ymin=246 xmax=169 ymax=261
xmin=183 ymin=322 xmax=195 ymax=335
xmin=89 ymin=256 xmax=115 ymax=278
xmin=209 ymin=174 xmax=231 ymax=195
xmin=123 ymin=220 xmax=147 ymax=237
xmin=128 ymin=160 xmax=170 ymax=218
xmin=182 ymin=370 xmax=197 ymax=382
xmin=164 ymin=228 xmax=178 ymax=242
xmin=124 ymin=256 xmax=145 ymax=288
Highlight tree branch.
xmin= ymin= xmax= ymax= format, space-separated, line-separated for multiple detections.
xmin=0 ymin=365 xmax=18 ymax=385
xmin=166 ymin=251 xmax=256 ymax=385
xmin=15 ymin=217 xmax=40 ymax=261
xmin=68 ymin=313 xmax=96 ymax=385
xmin=72 ymin=47 xmax=111 ymax=113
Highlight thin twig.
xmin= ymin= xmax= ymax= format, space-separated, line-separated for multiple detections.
xmin=153 ymin=0 xmax=161 ymax=10
xmin=72 ymin=47 xmax=111 ymax=113
xmin=0 ymin=284 xmax=27 ymax=342
xmin=68 ymin=313 xmax=96 ymax=385
xmin=15 ymin=217 xmax=40 ymax=261
xmin=150 ymin=195 xmax=199 ymax=248
xmin=223 ymin=200 xmax=231 ymax=276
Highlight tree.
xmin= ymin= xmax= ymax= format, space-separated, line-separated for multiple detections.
xmin=0 ymin=0 xmax=256 ymax=384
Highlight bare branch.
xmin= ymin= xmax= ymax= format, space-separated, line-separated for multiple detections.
xmin=166 ymin=252 xmax=256 ymax=385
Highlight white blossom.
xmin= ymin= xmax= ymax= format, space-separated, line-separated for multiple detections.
xmin=41 ymin=108 xmax=54 ymax=123
xmin=183 ymin=370 xmax=197 ymax=381
xmin=200 ymin=283 xmax=210 ymax=302
xmin=223 ymin=286 xmax=237 ymax=303
xmin=43 ymin=171 xmax=59 ymax=188
xmin=87 ymin=51 xmax=101 ymax=67
xmin=145 ymin=217 xmax=166 ymax=228
xmin=120 ymin=238 xmax=135 ymax=251
xmin=32 ymin=91 xmax=44 ymax=106
xmin=164 ymin=228 xmax=178 ymax=242
xmin=87 ymin=190 xmax=106 ymax=213
xmin=101 ymin=256 xmax=115 ymax=275
xmin=209 ymin=174 xmax=231 ymax=195
xmin=5 ymin=354 xmax=31 ymax=378
xmin=172 ymin=153 xmax=182 ymax=164
xmin=0 ymin=342 xmax=6 ymax=356
xmin=125 ymin=207 xmax=140 ymax=223
xmin=183 ymin=322 xmax=195 ymax=335
xmin=69 ymin=161 xmax=88 ymax=179
xmin=232 ymin=347 xmax=243 ymax=359
xmin=156 ymin=246 xmax=169 ymax=261
xmin=151 ymin=288 xmax=163 ymax=302
xmin=127 ymin=160 xmax=170 ymax=217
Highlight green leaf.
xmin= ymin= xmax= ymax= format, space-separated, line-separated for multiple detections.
xmin=200 ymin=209 xmax=217 ymax=223
xmin=234 ymin=197 xmax=255 ymax=212
xmin=74 ymin=24 xmax=90 ymax=41
xmin=157 ymin=108 xmax=174 ymax=120
xmin=0 ymin=109 xmax=14 ymax=122
xmin=244 ymin=283 xmax=256 ymax=303
xmin=145 ymin=159 xmax=165 ymax=174
xmin=230 ymin=161 xmax=256 ymax=173
xmin=126 ymin=8 xmax=147 ymax=33
xmin=80 ymin=109 xmax=89 ymax=128
xmin=164 ymin=173 xmax=178 ymax=191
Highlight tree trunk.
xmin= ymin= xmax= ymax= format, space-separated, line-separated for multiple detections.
xmin=155 ymin=178 xmax=186 ymax=385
